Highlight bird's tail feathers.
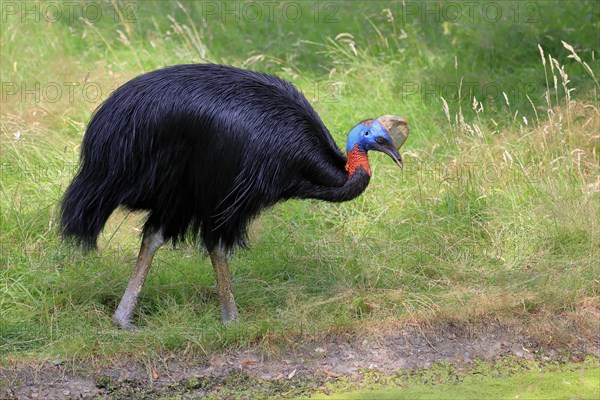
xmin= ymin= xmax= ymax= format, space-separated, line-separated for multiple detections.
xmin=60 ymin=170 xmax=120 ymax=250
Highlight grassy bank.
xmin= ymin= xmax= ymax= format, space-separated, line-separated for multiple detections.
xmin=42 ymin=357 xmax=599 ymax=399
xmin=304 ymin=361 xmax=600 ymax=400
xmin=1 ymin=1 xmax=598 ymax=363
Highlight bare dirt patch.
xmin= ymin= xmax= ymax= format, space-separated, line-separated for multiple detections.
xmin=2 ymin=321 xmax=598 ymax=399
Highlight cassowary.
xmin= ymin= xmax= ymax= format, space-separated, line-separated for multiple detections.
xmin=60 ymin=64 xmax=409 ymax=329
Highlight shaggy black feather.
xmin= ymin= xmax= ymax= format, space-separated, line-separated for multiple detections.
xmin=60 ymin=64 xmax=371 ymax=251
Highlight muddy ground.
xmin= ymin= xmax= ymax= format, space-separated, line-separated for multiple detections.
xmin=2 ymin=322 xmax=598 ymax=399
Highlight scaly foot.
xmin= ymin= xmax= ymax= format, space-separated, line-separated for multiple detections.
xmin=113 ymin=314 xmax=140 ymax=332
xmin=221 ymin=302 xmax=239 ymax=325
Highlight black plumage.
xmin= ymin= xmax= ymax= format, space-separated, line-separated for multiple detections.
xmin=62 ymin=64 xmax=367 ymax=251
xmin=60 ymin=64 xmax=408 ymax=328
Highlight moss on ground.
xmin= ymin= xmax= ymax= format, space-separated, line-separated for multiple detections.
xmin=91 ymin=356 xmax=599 ymax=399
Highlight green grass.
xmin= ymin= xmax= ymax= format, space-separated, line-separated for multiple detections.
xmin=1 ymin=0 xmax=599 ymax=365
xmin=305 ymin=365 xmax=600 ymax=400
xmin=49 ymin=357 xmax=600 ymax=399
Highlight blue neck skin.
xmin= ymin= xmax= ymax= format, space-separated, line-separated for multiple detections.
xmin=346 ymin=122 xmax=370 ymax=153
xmin=346 ymin=120 xmax=390 ymax=153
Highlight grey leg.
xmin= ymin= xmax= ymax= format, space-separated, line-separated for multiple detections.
xmin=113 ymin=228 xmax=164 ymax=330
xmin=209 ymin=247 xmax=238 ymax=324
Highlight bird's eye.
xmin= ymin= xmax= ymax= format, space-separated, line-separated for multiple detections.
xmin=376 ymin=137 xmax=385 ymax=144
xmin=365 ymin=131 xmax=370 ymax=136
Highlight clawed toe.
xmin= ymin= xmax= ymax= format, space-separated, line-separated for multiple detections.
xmin=221 ymin=315 xmax=238 ymax=326
xmin=221 ymin=306 xmax=239 ymax=326
xmin=113 ymin=316 xmax=140 ymax=332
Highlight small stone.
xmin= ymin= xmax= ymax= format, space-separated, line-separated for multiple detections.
xmin=63 ymin=389 xmax=71 ymax=396
xmin=315 ymin=347 xmax=326 ymax=354
xmin=30 ymin=392 xmax=39 ymax=399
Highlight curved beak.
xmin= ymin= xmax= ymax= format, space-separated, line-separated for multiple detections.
xmin=377 ymin=143 xmax=403 ymax=169
xmin=377 ymin=115 xmax=410 ymax=170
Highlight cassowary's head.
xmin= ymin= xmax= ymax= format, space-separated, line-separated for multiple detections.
xmin=346 ymin=115 xmax=409 ymax=170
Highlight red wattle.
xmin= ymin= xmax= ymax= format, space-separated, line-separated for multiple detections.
xmin=345 ymin=145 xmax=371 ymax=177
